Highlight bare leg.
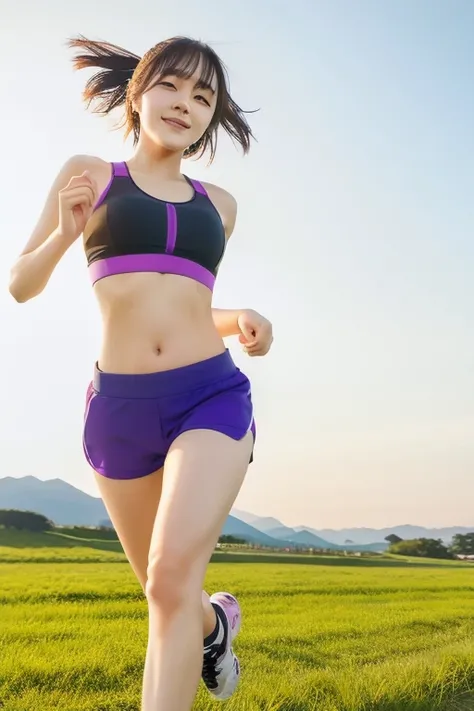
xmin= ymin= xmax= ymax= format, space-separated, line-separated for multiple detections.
xmin=202 ymin=591 xmax=219 ymax=637
xmin=93 ymin=469 xmax=222 ymax=640
xmin=140 ymin=429 xmax=252 ymax=711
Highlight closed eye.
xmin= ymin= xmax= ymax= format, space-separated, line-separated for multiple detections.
xmin=158 ymin=80 xmax=210 ymax=106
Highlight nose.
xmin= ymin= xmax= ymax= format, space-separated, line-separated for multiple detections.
xmin=172 ymin=95 xmax=190 ymax=115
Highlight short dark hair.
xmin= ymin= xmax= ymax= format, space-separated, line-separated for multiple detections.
xmin=68 ymin=35 xmax=256 ymax=162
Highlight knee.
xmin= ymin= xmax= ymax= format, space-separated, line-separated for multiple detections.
xmin=145 ymin=553 xmax=200 ymax=611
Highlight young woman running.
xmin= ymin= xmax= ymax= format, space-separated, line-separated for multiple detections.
xmin=9 ymin=35 xmax=273 ymax=711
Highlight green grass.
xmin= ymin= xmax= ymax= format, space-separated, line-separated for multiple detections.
xmin=1 ymin=532 xmax=474 ymax=710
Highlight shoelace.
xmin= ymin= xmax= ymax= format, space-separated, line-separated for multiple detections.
xmin=202 ymin=644 xmax=223 ymax=689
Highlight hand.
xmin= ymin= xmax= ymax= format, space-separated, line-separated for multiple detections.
xmin=237 ymin=309 xmax=273 ymax=357
xmin=58 ymin=171 xmax=98 ymax=242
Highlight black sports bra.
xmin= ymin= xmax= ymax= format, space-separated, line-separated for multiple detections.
xmin=83 ymin=161 xmax=226 ymax=291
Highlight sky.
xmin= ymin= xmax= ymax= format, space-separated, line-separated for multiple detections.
xmin=0 ymin=0 xmax=472 ymax=530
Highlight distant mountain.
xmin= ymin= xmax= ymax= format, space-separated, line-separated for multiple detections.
xmin=265 ymin=526 xmax=388 ymax=552
xmin=239 ymin=511 xmax=470 ymax=549
xmin=0 ymin=477 xmax=294 ymax=550
xmin=0 ymin=475 xmax=108 ymax=526
xmin=294 ymin=525 xmax=473 ymax=546
xmin=266 ymin=525 xmax=298 ymax=539
xmin=284 ymin=529 xmax=341 ymax=550
xmin=230 ymin=508 xmax=262 ymax=525
xmin=226 ymin=512 xmax=355 ymax=550
xmin=231 ymin=512 xmax=338 ymax=552
xmin=249 ymin=516 xmax=286 ymax=533
xmin=2 ymin=477 xmax=468 ymax=550
xmin=222 ymin=515 xmax=297 ymax=548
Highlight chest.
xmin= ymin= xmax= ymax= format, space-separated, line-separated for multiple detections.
xmin=85 ymin=192 xmax=226 ymax=264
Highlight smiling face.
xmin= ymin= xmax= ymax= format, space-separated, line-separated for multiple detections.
xmin=128 ymin=41 xmax=223 ymax=156
xmin=124 ymin=37 xmax=254 ymax=163
xmin=135 ymin=64 xmax=218 ymax=154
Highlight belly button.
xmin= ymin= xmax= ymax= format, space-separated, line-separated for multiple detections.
xmin=156 ymin=347 xmax=162 ymax=355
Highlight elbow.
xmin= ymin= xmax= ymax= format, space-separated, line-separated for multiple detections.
xmin=9 ymin=283 xmax=28 ymax=303
xmin=8 ymin=270 xmax=34 ymax=303
xmin=9 ymin=282 xmax=43 ymax=304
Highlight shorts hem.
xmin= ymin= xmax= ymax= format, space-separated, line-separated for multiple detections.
xmin=94 ymin=467 xmax=162 ymax=480
xmin=82 ymin=441 xmax=164 ymax=480
xmin=174 ymin=424 xmax=255 ymax=463
xmin=176 ymin=424 xmax=254 ymax=442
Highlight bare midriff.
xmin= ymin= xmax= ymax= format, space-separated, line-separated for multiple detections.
xmin=94 ymin=271 xmax=225 ymax=374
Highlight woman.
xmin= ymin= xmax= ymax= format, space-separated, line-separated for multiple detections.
xmin=9 ymin=35 xmax=273 ymax=711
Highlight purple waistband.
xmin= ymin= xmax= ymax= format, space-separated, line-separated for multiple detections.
xmin=93 ymin=349 xmax=237 ymax=398
xmin=88 ymin=254 xmax=216 ymax=291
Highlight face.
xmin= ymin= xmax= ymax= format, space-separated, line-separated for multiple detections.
xmin=134 ymin=60 xmax=218 ymax=154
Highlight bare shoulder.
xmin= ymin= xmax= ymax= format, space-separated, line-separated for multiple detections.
xmin=202 ymin=182 xmax=237 ymax=214
xmin=63 ymin=154 xmax=112 ymax=185
xmin=58 ymin=153 xmax=103 ymax=171
xmin=201 ymin=182 xmax=238 ymax=239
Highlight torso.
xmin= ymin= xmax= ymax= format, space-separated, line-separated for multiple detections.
xmin=82 ymin=156 xmax=233 ymax=374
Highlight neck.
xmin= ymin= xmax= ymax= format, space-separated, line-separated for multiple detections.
xmin=128 ymin=135 xmax=185 ymax=179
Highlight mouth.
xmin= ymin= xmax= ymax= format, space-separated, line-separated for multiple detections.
xmin=162 ymin=117 xmax=191 ymax=130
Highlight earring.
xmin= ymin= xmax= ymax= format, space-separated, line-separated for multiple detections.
xmin=184 ymin=136 xmax=205 ymax=157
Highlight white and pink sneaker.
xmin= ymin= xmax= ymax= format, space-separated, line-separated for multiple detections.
xmin=201 ymin=592 xmax=242 ymax=700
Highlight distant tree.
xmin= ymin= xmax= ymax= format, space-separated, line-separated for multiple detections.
xmin=385 ymin=534 xmax=403 ymax=544
xmin=219 ymin=534 xmax=246 ymax=545
xmin=344 ymin=539 xmax=354 ymax=544
xmin=389 ymin=537 xmax=453 ymax=560
xmin=450 ymin=533 xmax=474 ymax=555
xmin=0 ymin=509 xmax=53 ymax=532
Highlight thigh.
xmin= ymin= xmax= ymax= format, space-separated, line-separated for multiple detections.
xmin=147 ymin=429 xmax=253 ymax=581
xmin=93 ymin=467 xmax=163 ymax=592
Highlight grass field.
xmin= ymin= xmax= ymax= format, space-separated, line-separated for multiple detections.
xmin=1 ymin=530 xmax=474 ymax=710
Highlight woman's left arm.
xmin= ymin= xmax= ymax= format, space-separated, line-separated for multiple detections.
xmin=205 ymin=183 xmax=274 ymax=356
xmin=212 ymin=308 xmax=273 ymax=356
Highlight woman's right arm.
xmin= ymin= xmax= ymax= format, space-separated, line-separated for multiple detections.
xmin=8 ymin=154 xmax=99 ymax=303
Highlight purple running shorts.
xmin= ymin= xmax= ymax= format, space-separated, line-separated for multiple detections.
xmin=82 ymin=350 xmax=256 ymax=480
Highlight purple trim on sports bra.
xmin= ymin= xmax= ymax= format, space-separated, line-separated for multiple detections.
xmin=93 ymin=164 xmax=209 ymax=211
xmin=88 ymin=254 xmax=216 ymax=291
xmin=93 ymin=162 xmax=129 ymax=210
xmin=93 ymin=167 xmax=113 ymax=210
xmin=113 ymin=161 xmax=128 ymax=177
xmin=165 ymin=204 xmax=177 ymax=254
xmin=188 ymin=179 xmax=208 ymax=196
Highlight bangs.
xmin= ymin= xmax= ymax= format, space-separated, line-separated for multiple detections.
xmin=145 ymin=39 xmax=226 ymax=96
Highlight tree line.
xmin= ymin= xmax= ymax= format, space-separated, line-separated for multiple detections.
xmin=385 ymin=533 xmax=474 ymax=559
xmin=1 ymin=510 xmax=474 ymax=559
xmin=0 ymin=510 xmax=247 ymax=545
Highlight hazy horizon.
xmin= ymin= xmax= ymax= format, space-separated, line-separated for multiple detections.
xmin=1 ymin=0 xmax=472 ymax=529
xmin=2 ymin=473 xmax=473 ymax=533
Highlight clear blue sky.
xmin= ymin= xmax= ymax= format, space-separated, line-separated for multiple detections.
xmin=1 ymin=0 xmax=472 ymax=529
